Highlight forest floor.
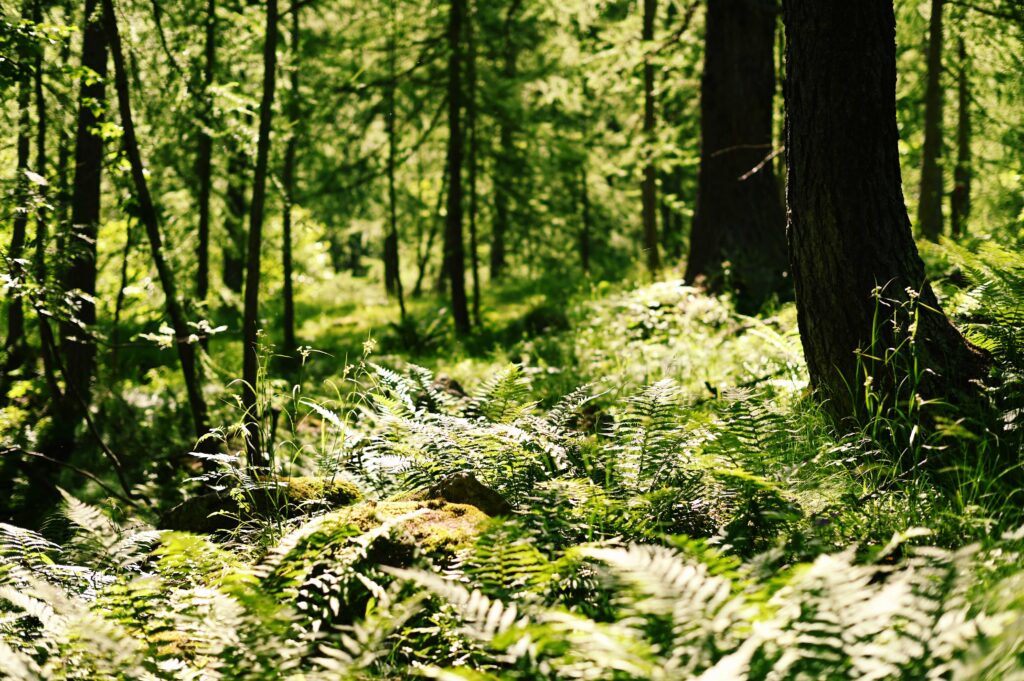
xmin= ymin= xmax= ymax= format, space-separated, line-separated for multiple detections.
xmin=3 ymin=243 xmax=1024 ymax=678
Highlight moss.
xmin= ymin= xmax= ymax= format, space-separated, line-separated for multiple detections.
xmin=158 ymin=476 xmax=363 ymax=533
xmin=323 ymin=500 xmax=489 ymax=565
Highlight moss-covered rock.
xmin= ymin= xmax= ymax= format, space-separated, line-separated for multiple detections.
xmin=158 ymin=476 xmax=362 ymax=533
xmin=392 ymin=472 xmax=512 ymax=517
xmin=329 ymin=499 xmax=489 ymax=564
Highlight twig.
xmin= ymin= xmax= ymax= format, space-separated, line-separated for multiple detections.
xmin=4 ymin=446 xmax=141 ymax=508
xmin=739 ymin=146 xmax=784 ymax=181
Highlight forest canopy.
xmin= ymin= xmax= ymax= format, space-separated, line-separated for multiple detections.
xmin=1 ymin=0 xmax=1024 ymax=678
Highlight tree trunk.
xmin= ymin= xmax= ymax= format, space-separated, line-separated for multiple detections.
xmin=4 ymin=63 xmax=31 ymax=375
xmin=33 ymin=0 xmax=59 ymax=401
xmin=489 ymin=0 xmax=521 ymax=281
xmin=413 ymin=167 xmax=446 ymax=297
xmin=579 ymin=164 xmax=591 ymax=273
xmin=950 ymin=36 xmax=970 ymax=239
xmin=281 ymin=4 xmax=299 ymax=355
xmin=102 ymin=0 xmax=212 ymax=445
xmin=444 ymin=0 xmax=471 ymax=336
xmin=917 ymin=0 xmax=945 ymax=242
xmin=195 ymin=0 xmax=215 ymax=304
xmin=685 ymin=0 xmax=787 ymax=312
xmin=223 ymin=143 xmax=248 ymax=293
xmin=242 ymin=0 xmax=279 ymax=461
xmin=783 ymin=0 xmax=987 ymax=421
xmin=60 ymin=0 xmax=107 ymax=405
xmin=466 ymin=0 xmax=481 ymax=326
xmin=383 ymin=0 xmax=406 ymax=319
xmin=641 ymin=0 xmax=660 ymax=274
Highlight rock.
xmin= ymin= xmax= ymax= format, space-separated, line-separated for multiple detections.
xmin=159 ymin=476 xmax=362 ymax=533
xmin=330 ymin=499 xmax=490 ymax=566
xmin=425 ymin=472 xmax=512 ymax=517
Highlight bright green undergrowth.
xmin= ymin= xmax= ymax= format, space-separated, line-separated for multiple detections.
xmin=2 ymin=241 xmax=1024 ymax=679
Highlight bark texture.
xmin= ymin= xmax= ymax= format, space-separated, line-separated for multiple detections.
xmin=686 ymin=0 xmax=788 ymax=312
xmin=783 ymin=0 xmax=987 ymax=420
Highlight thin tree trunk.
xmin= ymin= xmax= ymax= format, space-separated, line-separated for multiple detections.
xmin=4 ymin=62 xmax=31 ymax=374
xmin=195 ymin=0 xmax=215 ymax=304
xmin=223 ymin=142 xmax=248 ymax=293
xmin=466 ymin=0 xmax=481 ymax=326
xmin=783 ymin=0 xmax=986 ymax=421
xmin=489 ymin=0 xmax=521 ymax=281
xmin=242 ymin=0 xmax=279 ymax=462
xmin=917 ymin=0 xmax=945 ymax=242
xmin=444 ymin=0 xmax=470 ymax=336
xmin=33 ymin=0 xmax=59 ymax=400
xmin=102 ymin=0 xmax=212 ymax=445
xmin=685 ymin=0 xmax=788 ymax=312
xmin=281 ymin=4 xmax=299 ymax=355
xmin=110 ymin=218 xmax=133 ymax=371
xmin=383 ymin=0 xmax=406 ymax=319
xmin=641 ymin=0 xmax=659 ymax=273
xmin=950 ymin=36 xmax=971 ymax=239
xmin=60 ymin=0 xmax=106 ymax=406
xmin=413 ymin=167 xmax=446 ymax=297
xmin=579 ymin=164 xmax=591 ymax=273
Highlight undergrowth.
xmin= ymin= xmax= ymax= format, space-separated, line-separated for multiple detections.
xmin=1 ymin=242 xmax=1023 ymax=679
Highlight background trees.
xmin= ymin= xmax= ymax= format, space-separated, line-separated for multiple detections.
xmin=0 ymin=0 xmax=1022 ymax=517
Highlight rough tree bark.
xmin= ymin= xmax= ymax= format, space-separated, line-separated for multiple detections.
xmin=917 ymin=0 xmax=945 ymax=242
xmin=641 ymin=0 xmax=660 ymax=273
xmin=444 ymin=0 xmax=471 ymax=336
xmin=783 ymin=0 xmax=987 ymax=421
xmin=242 ymin=0 xmax=279 ymax=460
xmin=950 ymin=36 xmax=971 ymax=238
xmin=685 ymin=0 xmax=788 ymax=312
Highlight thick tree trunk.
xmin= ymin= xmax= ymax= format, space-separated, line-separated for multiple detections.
xmin=60 ymin=0 xmax=107 ymax=405
xmin=466 ymin=1 xmax=481 ymax=326
xmin=641 ymin=0 xmax=659 ymax=273
xmin=685 ymin=0 xmax=788 ymax=312
xmin=917 ymin=0 xmax=945 ymax=242
xmin=102 ymin=0 xmax=212 ymax=445
xmin=242 ymin=0 xmax=279 ymax=461
xmin=195 ymin=0 xmax=215 ymax=303
xmin=783 ymin=0 xmax=987 ymax=421
xmin=489 ymin=0 xmax=521 ymax=281
xmin=444 ymin=0 xmax=471 ymax=336
xmin=281 ymin=5 xmax=299 ymax=355
xmin=950 ymin=36 xmax=971 ymax=239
